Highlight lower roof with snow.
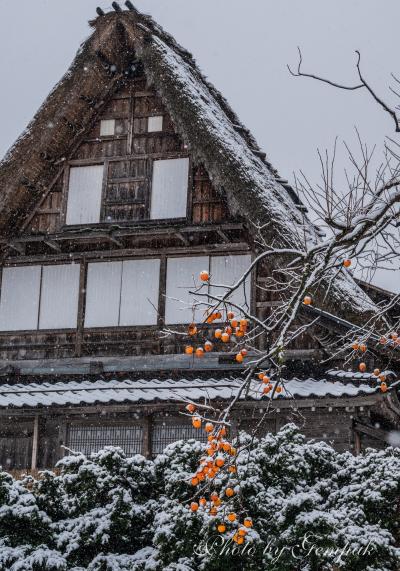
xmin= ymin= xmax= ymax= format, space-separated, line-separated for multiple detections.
xmin=0 ymin=376 xmax=383 ymax=410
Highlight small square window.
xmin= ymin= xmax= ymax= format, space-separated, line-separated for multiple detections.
xmin=100 ymin=119 xmax=116 ymax=137
xmin=148 ymin=115 xmax=163 ymax=132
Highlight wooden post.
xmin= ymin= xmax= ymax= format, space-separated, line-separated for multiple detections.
xmin=354 ymin=430 xmax=362 ymax=456
xmin=142 ymin=415 xmax=152 ymax=459
xmin=75 ymin=259 xmax=87 ymax=356
xmin=57 ymin=422 xmax=68 ymax=461
xmin=31 ymin=415 xmax=40 ymax=471
xmin=157 ymin=256 xmax=167 ymax=329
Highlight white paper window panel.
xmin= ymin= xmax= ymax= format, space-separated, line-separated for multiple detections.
xmin=66 ymin=165 xmax=104 ymax=225
xmin=39 ymin=264 xmax=80 ymax=329
xmin=0 ymin=266 xmax=41 ymax=331
xmin=100 ymin=119 xmax=116 ymax=137
xmin=148 ymin=115 xmax=163 ymax=132
xmin=165 ymin=256 xmax=209 ymax=324
xmin=119 ymin=259 xmax=160 ymax=326
xmin=210 ymin=254 xmax=252 ymax=313
xmin=85 ymin=262 xmax=122 ymax=328
xmin=150 ymin=158 xmax=189 ymax=220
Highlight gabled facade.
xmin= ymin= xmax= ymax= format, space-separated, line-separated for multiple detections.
xmin=0 ymin=3 xmax=398 ymax=475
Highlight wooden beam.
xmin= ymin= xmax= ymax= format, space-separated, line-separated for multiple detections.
xmin=75 ymin=259 xmax=87 ymax=357
xmin=58 ymin=422 xmax=68 ymax=461
xmin=31 ymin=415 xmax=39 ymax=471
xmin=175 ymin=232 xmax=189 ymax=246
xmin=8 ymin=243 xmax=25 ymax=255
xmin=107 ymin=235 xmax=124 ymax=248
xmin=44 ymin=240 xmax=61 ymax=253
xmin=4 ymin=242 xmax=251 ymax=265
xmin=142 ymin=415 xmax=152 ymax=459
xmin=125 ymin=0 xmax=137 ymax=11
xmin=1 ymin=223 xmax=245 ymax=247
xmin=354 ymin=429 xmax=362 ymax=456
xmin=353 ymin=421 xmax=394 ymax=444
xmin=217 ymin=229 xmax=229 ymax=243
xmin=256 ymin=301 xmax=285 ymax=308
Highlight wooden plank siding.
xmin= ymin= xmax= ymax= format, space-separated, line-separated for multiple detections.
xmin=0 ymin=398 xmax=386 ymax=472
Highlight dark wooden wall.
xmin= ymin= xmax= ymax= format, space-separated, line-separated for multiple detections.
xmin=0 ymin=399 xmax=385 ymax=473
xmin=26 ymin=79 xmax=229 ymax=234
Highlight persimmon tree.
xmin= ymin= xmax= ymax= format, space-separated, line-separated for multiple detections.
xmin=161 ymin=50 xmax=400 ymax=540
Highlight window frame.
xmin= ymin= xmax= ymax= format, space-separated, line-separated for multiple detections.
xmin=147 ymin=115 xmax=164 ymax=133
xmin=83 ymin=257 xmax=162 ymax=330
xmin=149 ymin=155 xmax=191 ymax=222
xmin=164 ymin=253 xmax=253 ymax=326
xmin=100 ymin=119 xmax=116 ymax=137
xmin=62 ymin=161 xmax=107 ymax=227
xmin=0 ymin=262 xmax=81 ymax=333
xmin=62 ymin=153 xmax=191 ymax=227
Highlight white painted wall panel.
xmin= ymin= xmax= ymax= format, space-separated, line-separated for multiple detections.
xmin=39 ymin=264 xmax=80 ymax=330
xmin=210 ymin=254 xmax=252 ymax=314
xmin=150 ymin=158 xmax=189 ymax=220
xmin=0 ymin=266 xmax=41 ymax=331
xmin=100 ymin=119 xmax=115 ymax=136
xmin=165 ymin=256 xmax=209 ymax=324
xmin=120 ymin=259 xmax=160 ymax=326
xmin=148 ymin=116 xmax=163 ymax=132
xmin=85 ymin=262 xmax=122 ymax=328
xmin=66 ymin=165 xmax=104 ymax=225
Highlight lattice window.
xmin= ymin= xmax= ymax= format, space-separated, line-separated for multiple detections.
xmin=67 ymin=425 xmax=143 ymax=457
xmin=152 ymin=423 xmax=208 ymax=456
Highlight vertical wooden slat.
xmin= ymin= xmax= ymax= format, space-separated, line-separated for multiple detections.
xmin=58 ymin=422 xmax=68 ymax=460
xmin=75 ymin=259 xmax=88 ymax=356
xmin=186 ymin=157 xmax=194 ymax=222
xmin=31 ymin=415 xmax=39 ymax=471
xmin=157 ymin=256 xmax=167 ymax=328
xmin=99 ymin=159 xmax=110 ymax=222
xmin=354 ymin=430 xmax=362 ymax=456
xmin=142 ymin=415 xmax=152 ymax=459
xmin=127 ymin=87 xmax=135 ymax=155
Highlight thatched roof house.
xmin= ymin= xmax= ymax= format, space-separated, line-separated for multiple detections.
xmin=0 ymin=3 xmax=398 ymax=473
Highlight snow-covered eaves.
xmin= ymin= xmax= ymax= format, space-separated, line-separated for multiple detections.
xmin=327 ymin=369 xmax=397 ymax=382
xmin=0 ymin=376 xmax=381 ymax=409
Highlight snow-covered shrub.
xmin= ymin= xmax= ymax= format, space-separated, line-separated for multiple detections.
xmin=151 ymin=424 xmax=400 ymax=570
xmin=35 ymin=446 xmax=156 ymax=569
xmin=0 ymin=425 xmax=398 ymax=570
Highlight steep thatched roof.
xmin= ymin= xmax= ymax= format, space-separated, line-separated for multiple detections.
xmin=0 ymin=4 xmax=377 ymax=318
